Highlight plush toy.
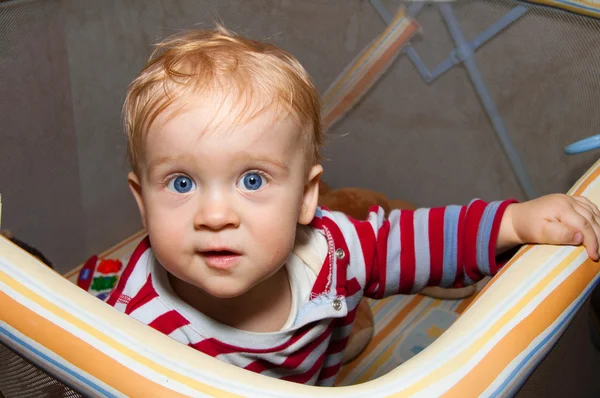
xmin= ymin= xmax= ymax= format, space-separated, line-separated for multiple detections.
xmin=317 ymin=181 xmax=476 ymax=363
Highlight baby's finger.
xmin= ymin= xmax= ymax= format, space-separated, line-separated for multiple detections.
xmin=572 ymin=202 xmax=600 ymax=245
xmin=542 ymin=221 xmax=582 ymax=245
xmin=560 ymin=210 xmax=600 ymax=260
xmin=573 ymin=196 xmax=600 ymax=217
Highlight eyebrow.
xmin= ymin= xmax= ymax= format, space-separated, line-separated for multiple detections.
xmin=146 ymin=153 xmax=289 ymax=174
xmin=147 ymin=155 xmax=192 ymax=175
xmin=238 ymin=152 xmax=289 ymax=172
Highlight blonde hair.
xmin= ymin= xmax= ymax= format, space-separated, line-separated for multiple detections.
xmin=123 ymin=26 xmax=322 ymax=175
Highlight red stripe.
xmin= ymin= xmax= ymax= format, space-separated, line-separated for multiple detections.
xmin=193 ymin=322 xmax=317 ymax=356
xmin=346 ymin=278 xmax=362 ymax=297
xmin=324 ymin=317 xmax=355 ymax=359
xmin=428 ymin=207 xmax=445 ymax=286
xmin=192 ymin=338 xmax=237 ymax=357
xmin=281 ymin=351 xmax=327 ymax=384
xmin=327 ymin=335 xmax=350 ymax=354
xmin=124 ymin=275 xmax=158 ymax=315
xmin=453 ymin=207 xmax=467 ymax=287
xmin=148 ymin=310 xmax=190 ymax=335
xmin=77 ymin=255 xmax=97 ymax=292
xmin=321 ymin=216 xmax=349 ymax=296
xmin=309 ymin=207 xmax=325 ymax=229
xmin=311 ymin=214 xmax=334 ymax=296
xmin=277 ymin=325 xmax=332 ymax=370
xmin=311 ymin=212 xmax=349 ymax=297
xmin=350 ymin=207 xmax=378 ymax=284
xmin=399 ymin=210 xmax=415 ymax=292
xmin=243 ymin=360 xmax=270 ymax=374
xmin=311 ymin=261 xmax=332 ymax=297
xmin=106 ymin=236 xmax=150 ymax=306
xmin=319 ymin=362 xmax=342 ymax=381
xmin=335 ymin=307 xmax=358 ymax=328
xmin=370 ymin=217 xmax=390 ymax=298
xmin=243 ymin=326 xmax=333 ymax=376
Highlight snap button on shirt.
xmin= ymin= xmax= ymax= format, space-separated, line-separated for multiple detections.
xmin=332 ymin=298 xmax=343 ymax=311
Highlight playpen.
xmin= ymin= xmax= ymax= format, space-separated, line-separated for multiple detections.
xmin=1 ymin=0 xmax=600 ymax=396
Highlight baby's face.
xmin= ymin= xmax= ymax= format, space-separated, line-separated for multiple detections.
xmin=131 ymin=97 xmax=318 ymax=298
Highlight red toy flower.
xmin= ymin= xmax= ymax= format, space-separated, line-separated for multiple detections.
xmin=97 ymin=258 xmax=123 ymax=274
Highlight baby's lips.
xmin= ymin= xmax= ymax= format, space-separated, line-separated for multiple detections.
xmin=198 ymin=248 xmax=241 ymax=256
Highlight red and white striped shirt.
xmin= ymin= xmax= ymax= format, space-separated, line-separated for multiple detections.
xmin=107 ymin=200 xmax=513 ymax=386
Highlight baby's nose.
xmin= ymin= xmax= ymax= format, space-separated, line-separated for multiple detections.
xmin=193 ymin=197 xmax=240 ymax=231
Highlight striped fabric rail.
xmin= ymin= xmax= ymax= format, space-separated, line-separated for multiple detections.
xmin=1 ymin=159 xmax=599 ymax=396
xmin=524 ymin=0 xmax=600 ymax=19
xmin=2 ymin=7 xmax=600 ymax=394
xmin=320 ymin=8 xmax=419 ymax=131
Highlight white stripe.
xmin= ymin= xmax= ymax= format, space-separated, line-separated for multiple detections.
xmin=176 ymin=324 xmax=204 ymax=345
xmin=385 ymin=209 xmax=401 ymax=296
xmin=412 ymin=208 xmax=431 ymax=293
xmin=322 ymin=350 xmax=344 ymax=369
xmin=333 ymin=211 xmax=367 ymax=287
xmin=113 ymin=299 xmax=128 ymax=313
xmin=260 ymin=333 xmax=331 ymax=379
xmin=129 ymin=296 xmax=170 ymax=324
xmin=218 ymin=322 xmax=330 ymax=369
xmin=120 ymin=248 xmax=152 ymax=299
xmin=344 ymin=288 xmax=365 ymax=313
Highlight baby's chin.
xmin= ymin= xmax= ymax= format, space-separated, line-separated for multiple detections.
xmin=205 ymin=289 xmax=248 ymax=299
xmin=190 ymin=278 xmax=256 ymax=299
xmin=169 ymin=273 xmax=254 ymax=304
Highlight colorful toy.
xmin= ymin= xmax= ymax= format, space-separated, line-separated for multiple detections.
xmin=77 ymin=255 xmax=123 ymax=301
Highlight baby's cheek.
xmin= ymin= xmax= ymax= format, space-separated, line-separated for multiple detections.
xmin=264 ymin=224 xmax=297 ymax=264
xmin=247 ymin=198 xmax=299 ymax=260
xmin=147 ymin=219 xmax=185 ymax=254
xmin=267 ymin=238 xmax=290 ymax=265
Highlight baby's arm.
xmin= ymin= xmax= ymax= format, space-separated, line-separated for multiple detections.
xmin=337 ymin=200 xmax=515 ymax=299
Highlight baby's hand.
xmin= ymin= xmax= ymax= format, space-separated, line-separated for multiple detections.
xmin=498 ymin=194 xmax=600 ymax=261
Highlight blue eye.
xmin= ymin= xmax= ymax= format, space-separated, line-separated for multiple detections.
xmin=238 ymin=172 xmax=265 ymax=191
xmin=168 ymin=175 xmax=195 ymax=193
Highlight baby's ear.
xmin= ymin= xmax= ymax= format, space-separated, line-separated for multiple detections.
xmin=128 ymin=172 xmax=147 ymax=229
xmin=298 ymin=165 xmax=323 ymax=225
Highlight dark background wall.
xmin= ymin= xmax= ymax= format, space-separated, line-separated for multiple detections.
xmin=1 ymin=0 xmax=599 ymax=271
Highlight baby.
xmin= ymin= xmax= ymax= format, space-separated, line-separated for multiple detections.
xmin=107 ymin=26 xmax=600 ymax=386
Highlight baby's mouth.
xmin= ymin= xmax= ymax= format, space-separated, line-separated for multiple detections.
xmin=203 ymin=250 xmax=238 ymax=257
xmin=200 ymin=250 xmax=241 ymax=270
